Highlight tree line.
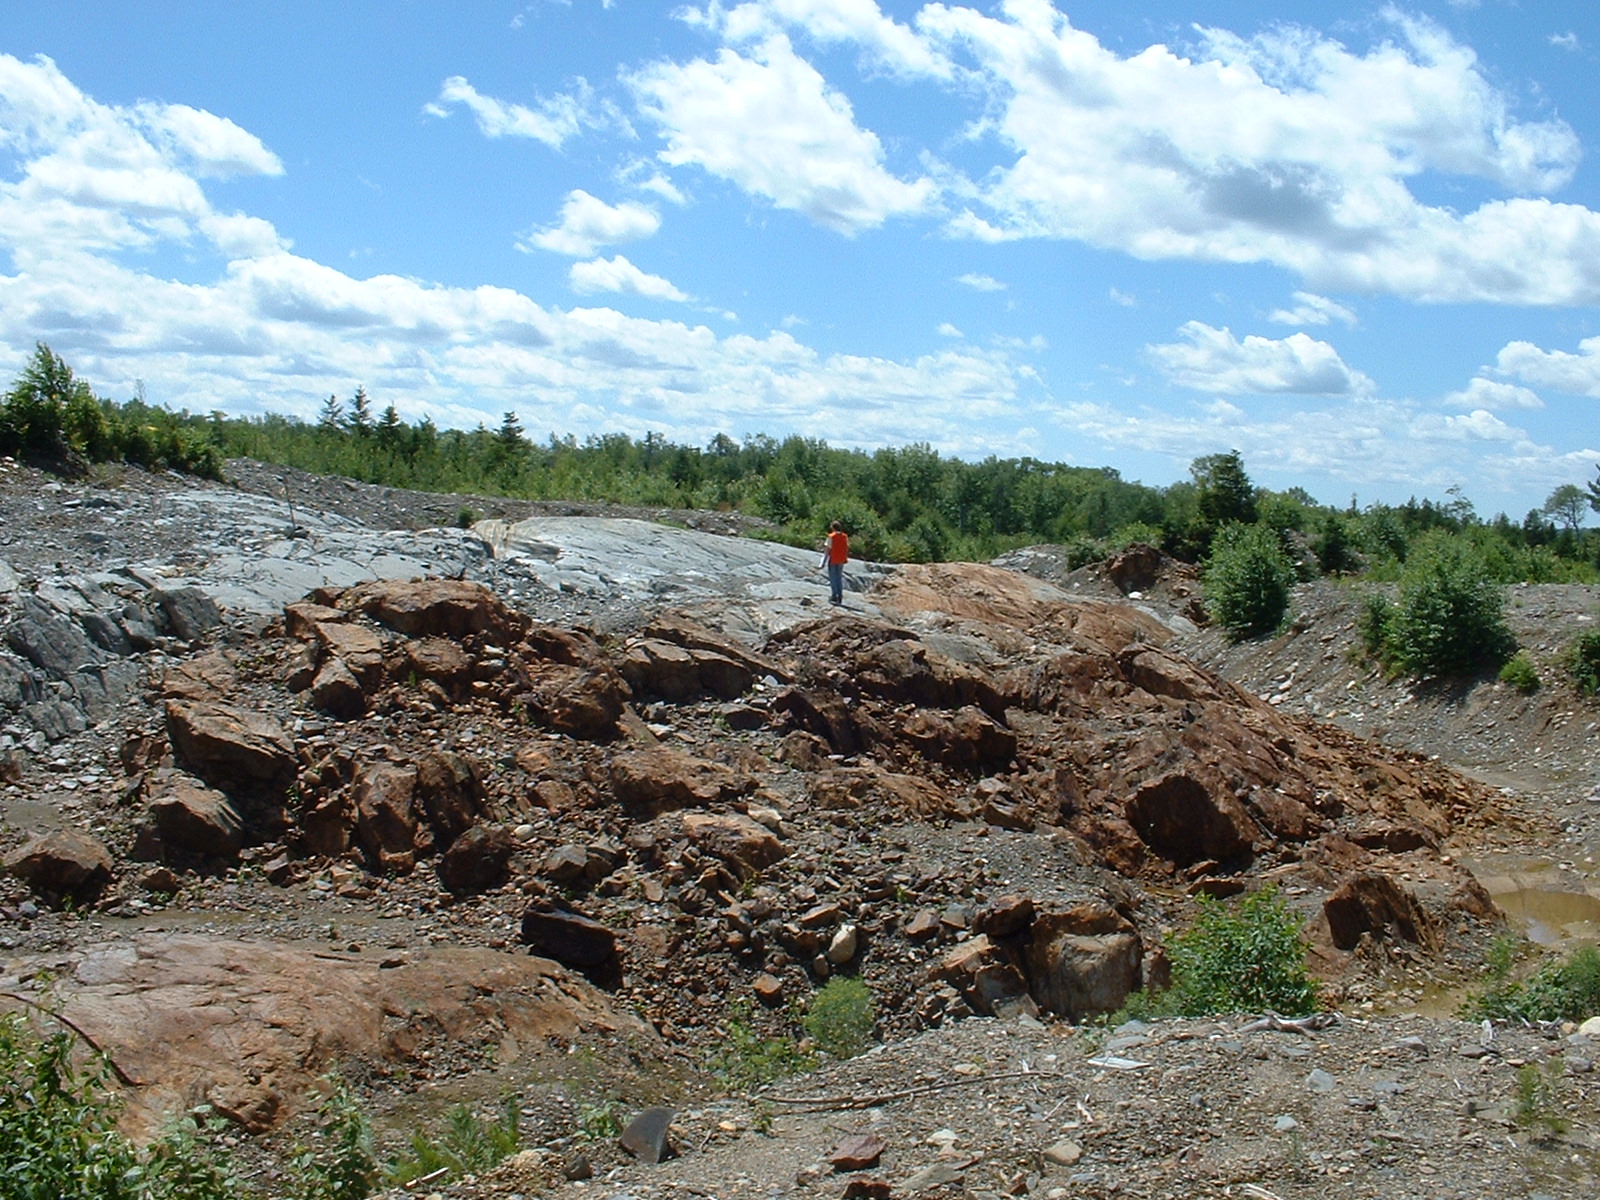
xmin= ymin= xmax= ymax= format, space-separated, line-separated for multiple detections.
xmin=6 ymin=343 xmax=1598 ymax=585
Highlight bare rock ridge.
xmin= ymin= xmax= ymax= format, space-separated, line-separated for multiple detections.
xmin=1 ymin=461 xmax=1595 ymax=1199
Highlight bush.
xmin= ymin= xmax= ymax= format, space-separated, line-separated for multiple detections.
xmin=1566 ymin=629 xmax=1600 ymax=695
xmin=1124 ymin=888 xmax=1319 ymax=1019
xmin=1201 ymin=522 xmax=1295 ymax=639
xmin=0 ymin=1010 xmax=139 ymax=1200
xmin=1498 ymin=652 xmax=1541 ymax=694
xmin=286 ymin=1077 xmax=378 ymax=1200
xmin=803 ymin=977 xmax=876 ymax=1059
xmin=1464 ymin=944 xmax=1600 ymax=1023
xmin=707 ymin=1003 xmax=816 ymax=1090
xmin=1363 ymin=534 xmax=1514 ymax=678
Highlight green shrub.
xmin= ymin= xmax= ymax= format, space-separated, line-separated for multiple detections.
xmin=1566 ymin=629 xmax=1600 ymax=695
xmin=1498 ymin=652 xmax=1541 ymax=694
xmin=1122 ymin=888 xmax=1319 ymax=1019
xmin=1362 ymin=534 xmax=1514 ymax=678
xmin=386 ymin=1098 xmax=520 ymax=1187
xmin=287 ymin=1077 xmax=378 ymax=1200
xmin=0 ymin=1010 xmax=139 ymax=1200
xmin=1201 ymin=522 xmax=1296 ymax=639
xmin=1465 ymin=944 xmax=1600 ymax=1023
xmin=708 ymin=1003 xmax=816 ymax=1090
xmin=803 ymin=977 xmax=876 ymax=1059
xmin=136 ymin=1110 xmax=241 ymax=1200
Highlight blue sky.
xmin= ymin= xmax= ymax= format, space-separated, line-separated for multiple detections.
xmin=2 ymin=1 xmax=1598 ymax=519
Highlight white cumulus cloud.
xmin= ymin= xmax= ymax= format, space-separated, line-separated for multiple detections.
xmin=1268 ymin=291 xmax=1356 ymax=327
xmin=627 ymin=32 xmax=934 ymax=234
xmin=569 ymin=255 xmax=689 ymax=301
xmin=520 ymin=190 xmax=662 ymax=257
xmin=1444 ymin=376 xmax=1544 ymax=411
xmin=1493 ymin=336 xmax=1600 ymax=398
xmin=1148 ymin=321 xmax=1371 ymax=396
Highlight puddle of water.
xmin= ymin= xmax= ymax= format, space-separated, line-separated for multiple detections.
xmin=1473 ymin=861 xmax=1600 ymax=947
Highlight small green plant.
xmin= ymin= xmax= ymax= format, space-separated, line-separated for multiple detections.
xmin=287 ymin=1076 xmax=379 ymax=1200
xmin=386 ymin=1098 xmax=521 ymax=1186
xmin=456 ymin=506 xmax=479 ymax=528
xmin=708 ymin=1003 xmax=815 ymax=1090
xmin=1498 ymin=652 xmax=1541 ymax=694
xmin=575 ymin=1099 xmax=624 ymax=1141
xmin=1201 ymin=522 xmax=1296 ymax=640
xmin=802 ymin=977 xmax=876 ymax=1060
xmin=1565 ymin=629 xmax=1600 ymax=695
xmin=137 ymin=1108 xmax=242 ymax=1200
xmin=1513 ymin=1060 xmax=1569 ymax=1138
xmin=1120 ymin=887 xmax=1319 ymax=1019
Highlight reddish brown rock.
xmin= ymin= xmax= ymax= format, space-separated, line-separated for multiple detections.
xmin=145 ymin=776 xmax=245 ymax=861
xmin=1123 ymin=772 xmax=1259 ymax=868
xmin=518 ymin=663 xmax=630 ymax=739
xmin=18 ymin=934 xmax=644 ymax=1138
xmin=4 ymin=829 xmax=114 ymax=908
xmin=899 ymin=705 xmax=1016 ymax=770
xmin=680 ymin=810 xmax=787 ymax=878
xmin=347 ymin=578 xmax=523 ymax=642
xmin=309 ymin=656 xmax=366 ymax=718
xmin=610 ymin=745 xmax=750 ymax=814
xmin=1319 ymin=871 xmax=1440 ymax=952
xmin=828 ymin=1132 xmax=887 ymax=1171
xmin=165 ymin=700 xmax=296 ymax=791
xmin=1024 ymin=902 xmax=1142 ymax=1020
xmin=437 ymin=823 xmax=516 ymax=895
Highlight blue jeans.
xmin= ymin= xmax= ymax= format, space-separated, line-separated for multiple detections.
xmin=827 ymin=562 xmax=844 ymax=603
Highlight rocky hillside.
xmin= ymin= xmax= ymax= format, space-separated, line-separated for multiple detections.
xmin=1 ymin=460 xmax=1597 ymax=1200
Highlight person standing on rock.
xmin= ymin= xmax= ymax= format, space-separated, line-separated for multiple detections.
xmin=824 ymin=520 xmax=849 ymax=605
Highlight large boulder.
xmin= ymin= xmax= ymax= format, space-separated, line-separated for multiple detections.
xmin=4 ymin=829 xmax=114 ymax=908
xmin=1024 ymin=903 xmax=1142 ymax=1020
xmin=1319 ymin=871 xmax=1440 ymax=952
xmin=165 ymin=700 xmax=297 ymax=791
xmin=144 ymin=777 xmax=246 ymax=863
xmin=680 ymin=811 xmax=787 ymax=879
xmin=347 ymin=578 xmax=523 ymax=642
xmin=610 ymin=745 xmax=751 ymax=814
xmin=437 ymin=824 xmax=516 ymax=895
xmin=1123 ymin=772 xmax=1259 ymax=868
xmin=521 ymin=902 xmax=621 ymax=986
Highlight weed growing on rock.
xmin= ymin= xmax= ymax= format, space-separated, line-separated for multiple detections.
xmin=1513 ymin=1061 xmax=1569 ymax=1139
xmin=385 ymin=1098 xmax=521 ymax=1187
xmin=708 ymin=1002 xmax=815 ymax=1091
xmin=803 ymin=977 xmax=876 ymax=1060
xmin=0 ymin=1010 xmax=138 ymax=1200
xmin=287 ymin=1077 xmax=379 ymax=1200
xmin=575 ymin=1100 xmax=624 ymax=1141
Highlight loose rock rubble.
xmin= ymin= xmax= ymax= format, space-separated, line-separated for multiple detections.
xmin=1 ymin=460 xmax=1598 ymax=1200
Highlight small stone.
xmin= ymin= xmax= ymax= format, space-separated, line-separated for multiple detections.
xmin=840 ymin=1177 xmax=891 ymax=1199
xmin=1273 ymin=1115 xmax=1299 ymax=1133
xmin=753 ymin=973 xmax=785 ymax=1005
xmin=1307 ymin=1068 xmax=1336 ymax=1092
xmin=1579 ymin=1016 xmax=1600 ymax=1038
xmin=1043 ymin=1139 xmax=1082 ymax=1166
xmin=829 ymin=1132 xmax=887 ymax=1172
xmin=826 ymin=923 xmax=859 ymax=965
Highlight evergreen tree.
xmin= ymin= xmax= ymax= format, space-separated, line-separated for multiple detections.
xmin=1192 ymin=450 xmax=1258 ymax=527
xmin=349 ymin=386 xmax=373 ymax=436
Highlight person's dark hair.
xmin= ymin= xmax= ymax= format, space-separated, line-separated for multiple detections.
xmin=829 ymin=520 xmax=842 ymax=531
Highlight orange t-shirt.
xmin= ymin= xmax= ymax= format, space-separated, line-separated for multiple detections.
xmin=827 ymin=530 xmax=849 ymax=565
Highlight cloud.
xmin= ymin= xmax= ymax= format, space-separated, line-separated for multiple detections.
xmin=1109 ymin=288 xmax=1136 ymax=307
xmin=627 ymin=32 xmax=935 ymax=234
xmin=520 ymin=190 xmax=662 ymax=257
xmin=937 ymin=322 xmax=962 ymax=337
xmin=906 ymin=5 xmax=1594 ymax=304
xmin=1148 ymin=321 xmax=1372 ymax=395
xmin=569 ymin=255 xmax=690 ymax=301
xmin=956 ymin=272 xmax=1006 ymax=291
xmin=424 ymin=75 xmax=589 ymax=147
xmin=1494 ymin=336 xmax=1600 ymax=398
xmin=1550 ymin=33 xmax=1581 ymax=52
xmin=706 ymin=0 xmax=955 ymax=80
xmin=1444 ymin=376 xmax=1544 ymax=411
xmin=0 ymin=53 xmax=286 ymax=263
xmin=1268 ymin=291 xmax=1356 ymax=327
